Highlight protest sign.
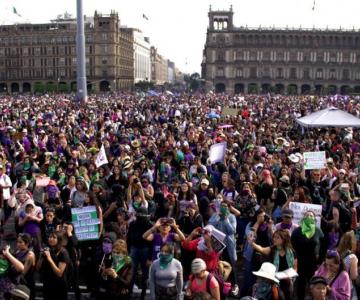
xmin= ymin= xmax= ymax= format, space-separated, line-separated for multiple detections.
xmin=36 ymin=176 xmax=50 ymax=187
xmin=303 ymin=151 xmax=326 ymax=170
xmin=222 ymin=107 xmax=239 ymax=117
xmin=210 ymin=234 xmax=226 ymax=253
xmin=95 ymin=144 xmax=108 ymax=168
xmin=289 ymin=202 xmax=322 ymax=227
xmin=209 ymin=142 xmax=227 ymax=164
xmin=71 ymin=206 xmax=100 ymax=241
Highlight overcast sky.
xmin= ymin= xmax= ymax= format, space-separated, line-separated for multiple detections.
xmin=1 ymin=0 xmax=360 ymax=74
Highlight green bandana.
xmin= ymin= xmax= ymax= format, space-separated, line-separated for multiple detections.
xmin=159 ymin=253 xmax=173 ymax=269
xmin=0 ymin=258 xmax=10 ymax=275
xmin=48 ymin=164 xmax=56 ymax=178
xmin=113 ymin=254 xmax=129 ymax=273
xmin=133 ymin=202 xmax=141 ymax=210
xmin=23 ymin=162 xmax=31 ymax=170
xmin=301 ymin=216 xmax=316 ymax=239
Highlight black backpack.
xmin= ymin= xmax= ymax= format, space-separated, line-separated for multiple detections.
xmin=333 ymin=201 xmax=352 ymax=232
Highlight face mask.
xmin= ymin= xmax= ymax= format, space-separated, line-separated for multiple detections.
xmin=241 ymin=189 xmax=250 ymax=196
xmin=0 ymin=258 xmax=9 ymax=275
xmin=24 ymin=162 xmax=31 ymax=169
xmin=301 ymin=216 xmax=316 ymax=238
xmin=220 ymin=207 xmax=229 ymax=217
xmin=159 ymin=253 xmax=173 ymax=269
xmin=280 ymin=222 xmax=292 ymax=230
xmin=102 ymin=242 xmax=113 ymax=254
xmin=112 ymin=254 xmax=125 ymax=271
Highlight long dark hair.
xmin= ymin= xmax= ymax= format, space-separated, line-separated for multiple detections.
xmin=250 ymin=208 xmax=265 ymax=226
xmin=48 ymin=231 xmax=64 ymax=253
xmin=272 ymin=229 xmax=294 ymax=251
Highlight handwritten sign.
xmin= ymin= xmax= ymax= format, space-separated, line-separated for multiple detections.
xmin=209 ymin=142 xmax=227 ymax=164
xmin=289 ymin=202 xmax=322 ymax=227
xmin=303 ymin=151 xmax=326 ymax=170
xmin=71 ymin=206 xmax=100 ymax=241
xmin=222 ymin=107 xmax=239 ymax=117
xmin=36 ymin=177 xmax=50 ymax=187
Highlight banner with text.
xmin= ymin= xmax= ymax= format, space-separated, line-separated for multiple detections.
xmin=303 ymin=151 xmax=326 ymax=170
xmin=289 ymin=202 xmax=322 ymax=227
xmin=71 ymin=206 xmax=100 ymax=241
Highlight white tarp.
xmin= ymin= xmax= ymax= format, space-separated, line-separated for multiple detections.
xmin=296 ymin=107 xmax=360 ymax=128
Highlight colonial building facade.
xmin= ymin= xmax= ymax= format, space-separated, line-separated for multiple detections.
xmin=201 ymin=6 xmax=360 ymax=94
xmin=0 ymin=11 xmax=134 ymax=93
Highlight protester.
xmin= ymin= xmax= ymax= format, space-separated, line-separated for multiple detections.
xmin=149 ymin=243 xmax=183 ymax=300
xmin=305 ymin=276 xmax=331 ymax=300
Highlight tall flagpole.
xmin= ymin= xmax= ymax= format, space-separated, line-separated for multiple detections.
xmin=76 ymin=0 xmax=87 ymax=103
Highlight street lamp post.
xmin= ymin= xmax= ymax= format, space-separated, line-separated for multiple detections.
xmin=76 ymin=0 xmax=87 ymax=103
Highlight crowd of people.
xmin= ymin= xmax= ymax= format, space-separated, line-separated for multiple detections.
xmin=0 ymin=92 xmax=360 ymax=300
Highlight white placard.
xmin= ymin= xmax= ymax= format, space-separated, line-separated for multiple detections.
xmin=303 ymin=151 xmax=326 ymax=170
xmin=209 ymin=142 xmax=227 ymax=164
xmin=95 ymin=144 xmax=108 ymax=168
xmin=289 ymin=202 xmax=322 ymax=227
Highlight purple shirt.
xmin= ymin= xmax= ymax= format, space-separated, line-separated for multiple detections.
xmin=152 ymin=233 xmax=175 ymax=260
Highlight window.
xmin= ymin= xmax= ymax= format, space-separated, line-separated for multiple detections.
xmin=270 ymin=51 xmax=276 ymax=62
xmin=336 ymin=52 xmax=343 ymax=63
xmin=72 ymin=57 xmax=77 ymax=64
xmin=102 ymin=33 xmax=108 ymax=41
xmin=46 ymin=47 xmax=53 ymax=55
xmin=303 ymin=69 xmax=310 ymax=79
xmin=329 ymin=69 xmax=336 ymax=80
xmin=350 ymin=52 xmax=357 ymax=63
xmin=257 ymin=51 xmax=263 ymax=61
xmin=59 ymin=58 xmax=65 ymax=66
xmin=47 ymin=69 xmax=53 ymax=77
xmin=284 ymin=51 xmax=290 ymax=62
xmin=34 ymin=59 xmax=41 ymax=67
xmin=354 ymin=71 xmax=360 ymax=80
xmin=59 ymin=69 xmax=65 ymax=77
xmin=216 ymin=67 xmax=224 ymax=77
xmin=23 ymin=69 xmax=29 ymax=78
xmin=276 ymin=68 xmax=283 ymax=78
xmin=310 ymin=52 xmax=317 ymax=62
xmin=250 ymin=67 xmax=257 ymax=78
xmin=0 ymin=48 xmax=4 ymax=56
xmin=324 ymin=52 xmax=330 ymax=63
xmin=102 ymin=45 xmax=108 ymax=54
xmin=290 ymin=68 xmax=297 ymax=79
xmin=101 ymin=57 xmax=107 ymax=64
xmin=297 ymin=51 xmax=303 ymax=62
xmin=59 ymin=46 xmax=65 ymax=55
xmin=34 ymin=47 xmax=41 ymax=55
xmin=316 ymin=68 xmax=323 ymax=79
xmin=342 ymin=69 xmax=349 ymax=80
xmin=243 ymin=51 xmax=249 ymax=61
xmin=235 ymin=68 xmax=243 ymax=78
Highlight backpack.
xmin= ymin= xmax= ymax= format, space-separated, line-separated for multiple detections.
xmin=333 ymin=201 xmax=352 ymax=233
xmin=205 ymin=271 xmax=230 ymax=300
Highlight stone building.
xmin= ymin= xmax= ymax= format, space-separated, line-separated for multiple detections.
xmin=150 ymin=46 xmax=168 ymax=85
xmin=201 ymin=6 xmax=360 ymax=94
xmin=0 ymin=11 xmax=134 ymax=93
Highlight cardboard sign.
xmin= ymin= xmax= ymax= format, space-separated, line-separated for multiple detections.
xmin=222 ymin=107 xmax=239 ymax=117
xmin=35 ymin=177 xmax=50 ymax=187
xmin=289 ymin=202 xmax=322 ymax=227
xmin=71 ymin=206 xmax=100 ymax=241
xmin=210 ymin=234 xmax=226 ymax=253
xmin=303 ymin=151 xmax=326 ymax=170
xmin=209 ymin=142 xmax=227 ymax=164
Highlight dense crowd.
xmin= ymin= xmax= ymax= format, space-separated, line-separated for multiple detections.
xmin=0 ymin=92 xmax=360 ymax=300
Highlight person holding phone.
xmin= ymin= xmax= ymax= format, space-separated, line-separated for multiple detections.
xmin=143 ymin=217 xmax=185 ymax=261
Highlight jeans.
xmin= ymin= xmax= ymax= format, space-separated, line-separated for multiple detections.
xmin=130 ymin=247 xmax=150 ymax=295
xmin=236 ymin=217 xmax=250 ymax=246
xmin=240 ymin=258 xmax=256 ymax=297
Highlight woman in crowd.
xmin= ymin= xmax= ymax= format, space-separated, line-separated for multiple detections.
xmin=315 ymin=250 xmax=351 ymax=300
xmin=143 ymin=217 xmax=185 ymax=261
xmin=149 ymin=243 xmax=183 ymax=300
xmin=15 ymin=233 xmax=36 ymax=300
xmin=250 ymin=229 xmax=297 ymax=300
xmin=37 ymin=231 xmax=70 ymax=300
xmin=291 ymin=210 xmax=324 ymax=300
xmin=96 ymin=239 xmax=133 ymax=300
xmin=337 ymin=231 xmax=358 ymax=299
xmin=185 ymin=258 xmax=220 ymax=300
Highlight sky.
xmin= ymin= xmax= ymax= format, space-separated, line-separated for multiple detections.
xmin=1 ymin=0 xmax=360 ymax=74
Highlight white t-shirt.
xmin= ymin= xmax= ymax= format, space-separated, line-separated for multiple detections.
xmin=0 ymin=174 xmax=12 ymax=200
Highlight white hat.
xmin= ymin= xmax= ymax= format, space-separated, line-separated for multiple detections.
xmin=339 ymin=169 xmax=347 ymax=175
xmin=191 ymin=258 xmax=207 ymax=274
xmin=252 ymin=262 xmax=279 ymax=283
xmin=294 ymin=153 xmax=303 ymax=161
xmin=174 ymin=110 xmax=181 ymax=117
xmin=201 ymin=178 xmax=210 ymax=185
xmin=288 ymin=154 xmax=300 ymax=163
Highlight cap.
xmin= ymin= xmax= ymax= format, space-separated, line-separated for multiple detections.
xmin=309 ymin=276 xmax=328 ymax=286
xmin=279 ymin=175 xmax=290 ymax=184
xmin=191 ymin=258 xmax=207 ymax=274
xmin=103 ymin=232 xmax=117 ymax=244
xmin=281 ymin=208 xmax=294 ymax=218
xmin=327 ymin=157 xmax=334 ymax=163
xmin=339 ymin=169 xmax=347 ymax=175
xmin=200 ymin=178 xmax=210 ymax=186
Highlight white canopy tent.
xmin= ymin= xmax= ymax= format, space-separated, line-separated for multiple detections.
xmin=296 ymin=107 xmax=360 ymax=128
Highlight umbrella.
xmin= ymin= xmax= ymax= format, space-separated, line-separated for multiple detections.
xmin=147 ymin=90 xmax=159 ymax=97
xmin=296 ymin=106 xmax=360 ymax=128
xmin=218 ymin=124 xmax=234 ymax=129
xmin=207 ymin=112 xmax=220 ymax=119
